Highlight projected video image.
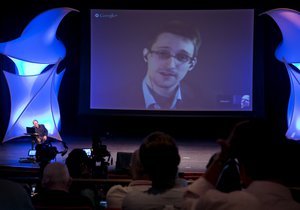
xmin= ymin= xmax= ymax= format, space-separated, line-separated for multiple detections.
xmin=90 ymin=9 xmax=254 ymax=111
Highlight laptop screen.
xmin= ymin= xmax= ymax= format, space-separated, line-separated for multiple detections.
xmin=28 ymin=149 xmax=36 ymax=156
xmin=26 ymin=127 xmax=36 ymax=134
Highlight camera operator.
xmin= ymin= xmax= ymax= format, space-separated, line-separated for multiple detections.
xmin=91 ymin=135 xmax=112 ymax=178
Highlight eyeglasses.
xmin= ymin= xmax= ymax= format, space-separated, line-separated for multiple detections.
xmin=149 ymin=49 xmax=194 ymax=64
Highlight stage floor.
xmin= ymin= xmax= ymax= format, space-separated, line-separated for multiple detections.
xmin=0 ymin=134 xmax=219 ymax=174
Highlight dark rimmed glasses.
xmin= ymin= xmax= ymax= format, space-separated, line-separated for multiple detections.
xmin=149 ymin=49 xmax=194 ymax=64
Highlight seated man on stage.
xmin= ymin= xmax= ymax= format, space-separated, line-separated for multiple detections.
xmin=33 ymin=119 xmax=48 ymax=144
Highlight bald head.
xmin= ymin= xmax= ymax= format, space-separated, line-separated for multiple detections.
xmin=42 ymin=162 xmax=71 ymax=191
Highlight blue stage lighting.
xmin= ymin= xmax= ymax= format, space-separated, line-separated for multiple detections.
xmin=0 ymin=7 xmax=79 ymax=142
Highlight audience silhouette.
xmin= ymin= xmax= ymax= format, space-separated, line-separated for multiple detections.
xmin=31 ymin=162 xmax=94 ymax=210
xmin=106 ymin=149 xmax=152 ymax=209
xmin=122 ymin=131 xmax=187 ymax=210
xmin=183 ymin=119 xmax=300 ymax=210
xmin=0 ymin=178 xmax=35 ymax=210
xmin=65 ymin=148 xmax=100 ymax=209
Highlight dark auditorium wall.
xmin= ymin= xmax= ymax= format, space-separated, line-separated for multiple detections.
xmin=0 ymin=0 xmax=298 ymax=141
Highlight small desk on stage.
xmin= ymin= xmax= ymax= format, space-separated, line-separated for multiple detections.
xmin=24 ymin=132 xmax=39 ymax=149
xmin=20 ymin=132 xmax=39 ymax=163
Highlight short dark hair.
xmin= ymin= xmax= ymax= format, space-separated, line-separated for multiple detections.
xmin=65 ymin=148 xmax=92 ymax=178
xmin=139 ymin=131 xmax=180 ymax=185
xmin=229 ymin=119 xmax=283 ymax=180
xmin=147 ymin=20 xmax=201 ymax=58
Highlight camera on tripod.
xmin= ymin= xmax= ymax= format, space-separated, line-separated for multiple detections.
xmin=35 ymin=140 xmax=68 ymax=164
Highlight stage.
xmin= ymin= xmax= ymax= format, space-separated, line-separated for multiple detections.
xmin=0 ymin=134 xmax=219 ymax=175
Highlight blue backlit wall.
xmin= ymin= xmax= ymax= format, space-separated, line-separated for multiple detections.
xmin=0 ymin=7 xmax=79 ymax=143
xmin=264 ymin=8 xmax=300 ymax=140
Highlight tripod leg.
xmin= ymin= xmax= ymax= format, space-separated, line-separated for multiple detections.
xmin=31 ymin=138 xmax=35 ymax=150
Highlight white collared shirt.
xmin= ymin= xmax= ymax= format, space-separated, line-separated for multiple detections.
xmin=142 ymin=78 xmax=182 ymax=109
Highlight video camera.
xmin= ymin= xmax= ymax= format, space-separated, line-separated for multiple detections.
xmin=35 ymin=140 xmax=68 ymax=164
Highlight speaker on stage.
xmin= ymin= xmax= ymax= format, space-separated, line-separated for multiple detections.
xmin=115 ymin=152 xmax=133 ymax=175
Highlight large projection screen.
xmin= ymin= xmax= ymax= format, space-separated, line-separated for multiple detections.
xmin=89 ymin=9 xmax=254 ymax=112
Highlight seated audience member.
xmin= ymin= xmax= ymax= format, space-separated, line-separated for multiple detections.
xmin=65 ymin=148 xmax=99 ymax=208
xmin=122 ymin=131 xmax=187 ymax=210
xmin=183 ymin=119 xmax=300 ymax=210
xmin=66 ymin=148 xmax=93 ymax=178
xmin=0 ymin=179 xmax=35 ymax=210
xmin=106 ymin=149 xmax=152 ymax=209
xmin=31 ymin=162 xmax=94 ymax=210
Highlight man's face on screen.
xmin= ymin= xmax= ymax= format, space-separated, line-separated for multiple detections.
xmin=146 ymin=32 xmax=195 ymax=93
